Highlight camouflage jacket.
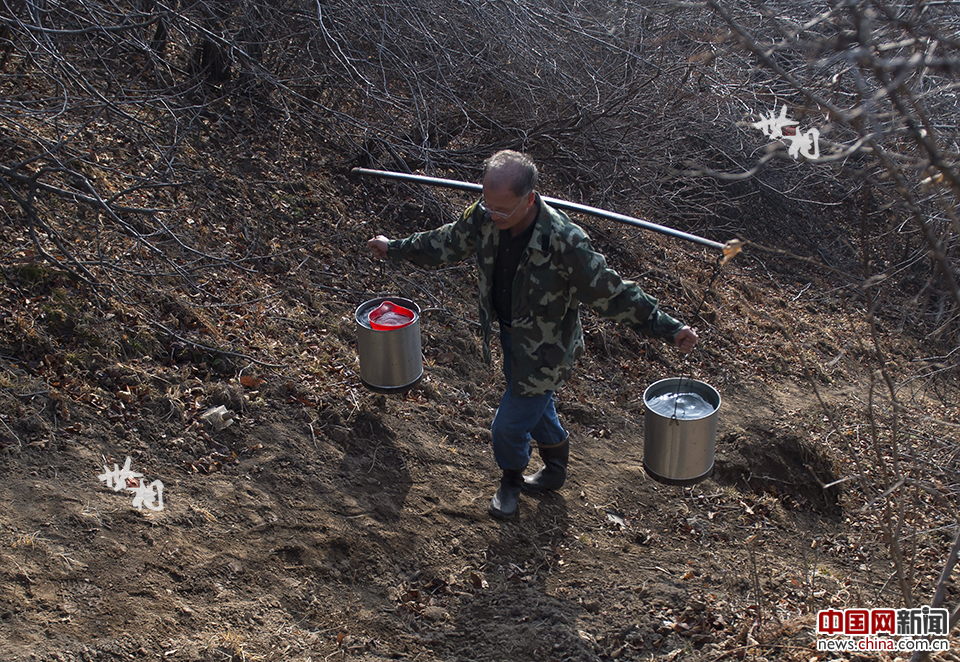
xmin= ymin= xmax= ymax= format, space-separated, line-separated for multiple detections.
xmin=387 ymin=195 xmax=685 ymax=396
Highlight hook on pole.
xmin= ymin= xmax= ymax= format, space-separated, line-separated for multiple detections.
xmin=721 ymin=239 xmax=743 ymax=266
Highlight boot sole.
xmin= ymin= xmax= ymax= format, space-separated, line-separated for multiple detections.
xmin=522 ymin=479 xmax=563 ymax=494
xmin=488 ymin=506 xmax=518 ymax=519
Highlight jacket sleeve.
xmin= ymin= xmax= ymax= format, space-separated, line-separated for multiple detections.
xmin=386 ymin=203 xmax=481 ymax=268
xmin=563 ymin=230 xmax=685 ymax=340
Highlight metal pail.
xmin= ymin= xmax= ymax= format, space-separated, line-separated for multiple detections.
xmin=642 ymin=377 xmax=720 ymax=485
xmin=355 ymin=297 xmax=423 ymax=394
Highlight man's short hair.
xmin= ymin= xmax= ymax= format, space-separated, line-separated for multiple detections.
xmin=483 ymin=150 xmax=538 ymax=198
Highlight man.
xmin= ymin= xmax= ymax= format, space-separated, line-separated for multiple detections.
xmin=368 ymin=150 xmax=698 ymax=519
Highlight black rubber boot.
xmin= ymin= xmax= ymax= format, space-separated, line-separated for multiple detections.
xmin=489 ymin=468 xmax=525 ymax=519
xmin=522 ymin=438 xmax=570 ymax=494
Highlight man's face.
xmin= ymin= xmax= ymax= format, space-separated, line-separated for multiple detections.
xmin=481 ymin=179 xmax=534 ymax=234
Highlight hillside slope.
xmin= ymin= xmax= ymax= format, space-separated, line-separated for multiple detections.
xmin=2 ymin=1 xmax=959 ymax=660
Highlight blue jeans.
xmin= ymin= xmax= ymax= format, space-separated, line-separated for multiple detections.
xmin=491 ymin=325 xmax=567 ymax=471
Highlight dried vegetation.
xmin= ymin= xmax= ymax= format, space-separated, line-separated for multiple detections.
xmin=1 ymin=1 xmax=959 ymax=661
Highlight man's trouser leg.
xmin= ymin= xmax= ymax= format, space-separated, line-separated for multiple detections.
xmin=489 ymin=325 xmax=567 ymax=517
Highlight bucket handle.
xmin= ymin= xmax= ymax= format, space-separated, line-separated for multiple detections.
xmin=673 ymin=252 xmax=728 ymax=417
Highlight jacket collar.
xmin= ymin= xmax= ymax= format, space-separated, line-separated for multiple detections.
xmin=528 ymin=194 xmax=554 ymax=254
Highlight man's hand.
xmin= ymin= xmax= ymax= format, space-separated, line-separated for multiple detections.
xmin=674 ymin=326 xmax=698 ymax=354
xmin=368 ymin=235 xmax=390 ymax=259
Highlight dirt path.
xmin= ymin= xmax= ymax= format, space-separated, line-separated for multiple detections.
xmin=1 ymin=333 xmax=873 ymax=662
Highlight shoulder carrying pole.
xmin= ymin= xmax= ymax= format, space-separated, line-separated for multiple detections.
xmin=352 ymin=167 xmax=742 ymax=263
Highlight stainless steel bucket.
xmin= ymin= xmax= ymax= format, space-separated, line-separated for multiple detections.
xmin=642 ymin=377 xmax=720 ymax=485
xmin=355 ymin=297 xmax=423 ymax=394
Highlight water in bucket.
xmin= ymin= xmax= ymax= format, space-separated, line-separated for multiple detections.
xmin=367 ymin=301 xmax=415 ymax=330
xmin=646 ymin=391 xmax=716 ymax=419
